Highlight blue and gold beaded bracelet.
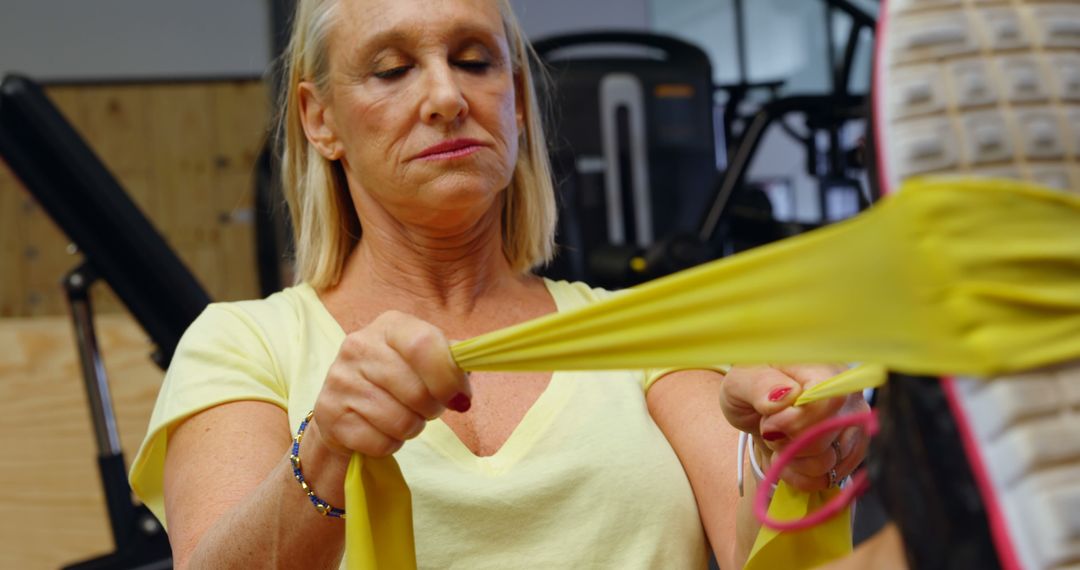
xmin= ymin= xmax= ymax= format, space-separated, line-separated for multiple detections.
xmin=290 ymin=410 xmax=346 ymax=519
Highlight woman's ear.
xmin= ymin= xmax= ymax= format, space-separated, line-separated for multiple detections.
xmin=298 ymin=81 xmax=344 ymax=160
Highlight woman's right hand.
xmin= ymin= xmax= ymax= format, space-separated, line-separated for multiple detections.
xmin=311 ymin=310 xmax=471 ymax=458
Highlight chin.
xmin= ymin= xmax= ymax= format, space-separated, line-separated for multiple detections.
xmin=410 ymin=179 xmax=504 ymax=226
xmin=422 ymin=167 xmax=510 ymax=200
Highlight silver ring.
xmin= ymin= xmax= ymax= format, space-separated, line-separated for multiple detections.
xmin=827 ymin=468 xmax=839 ymax=488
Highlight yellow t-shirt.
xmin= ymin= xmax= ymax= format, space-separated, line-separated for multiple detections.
xmin=129 ymin=278 xmax=708 ymax=569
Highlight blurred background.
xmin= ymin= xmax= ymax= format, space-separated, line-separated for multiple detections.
xmin=0 ymin=0 xmax=878 ymax=566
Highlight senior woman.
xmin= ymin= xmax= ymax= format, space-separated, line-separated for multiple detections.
xmin=130 ymin=0 xmax=870 ymax=568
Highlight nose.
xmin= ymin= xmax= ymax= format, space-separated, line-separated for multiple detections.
xmin=420 ymin=62 xmax=468 ymax=126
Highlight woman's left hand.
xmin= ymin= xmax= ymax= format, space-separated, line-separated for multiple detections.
xmin=718 ymin=364 xmax=871 ymax=492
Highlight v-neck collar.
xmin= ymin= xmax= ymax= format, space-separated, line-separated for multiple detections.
xmin=297 ymin=277 xmax=578 ymax=476
xmin=420 ymin=370 xmax=575 ymax=476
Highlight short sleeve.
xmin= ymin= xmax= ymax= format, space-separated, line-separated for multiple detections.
xmin=128 ymin=303 xmax=289 ymax=528
xmin=642 ymin=364 xmax=732 ymax=393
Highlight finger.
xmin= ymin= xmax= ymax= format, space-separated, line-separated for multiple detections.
xmin=347 ymin=378 xmax=427 ymax=442
xmin=759 ymin=364 xmax=848 ymax=438
xmin=776 ymin=456 xmax=832 ymax=493
xmin=782 ymin=446 xmax=838 ymax=479
xmin=320 ymin=412 xmax=404 ymax=458
xmin=840 ymin=390 xmax=872 ymax=416
xmin=720 ymin=365 xmax=803 ymax=429
xmin=761 ymin=425 xmax=842 ymax=459
xmin=834 ymin=425 xmax=870 ymax=479
xmin=354 ymin=340 xmax=445 ymax=420
xmin=761 ymin=388 xmax=868 ymax=457
xmin=773 ymin=363 xmax=849 ymax=389
xmin=761 ymin=394 xmax=846 ymax=440
xmin=377 ymin=311 xmax=471 ymax=410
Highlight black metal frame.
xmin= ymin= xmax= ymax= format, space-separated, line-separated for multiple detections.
xmin=0 ymin=73 xmax=217 ymax=569
xmin=703 ymin=0 xmax=877 ymax=243
xmin=0 ymin=75 xmax=210 ymax=367
xmin=718 ymin=0 xmax=875 ymax=152
xmin=61 ymin=264 xmax=172 ymax=570
xmin=698 ymin=94 xmax=868 ymax=242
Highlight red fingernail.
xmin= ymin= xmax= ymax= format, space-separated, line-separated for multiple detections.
xmin=768 ymin=387 xmax=792 ymax=402
xmin=762 ymin=431 xmax=785 ymax=442
xmin=448 ymin=393 xmax=471 ymax=413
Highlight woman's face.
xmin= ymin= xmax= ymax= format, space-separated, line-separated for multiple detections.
xmin=307 ymin=0 xmax=522 ymax=232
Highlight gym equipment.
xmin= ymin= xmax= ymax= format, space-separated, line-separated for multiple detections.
xmin=0 ymin=73 xmax=212 ymax=569
xmin=535 ymin=1 xmax=878 ymax=290
xmin=533 ymin=31 xmax=719 ymax=288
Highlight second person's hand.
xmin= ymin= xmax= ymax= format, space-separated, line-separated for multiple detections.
xmin=719 ymin=364 xmax=870 ymax=492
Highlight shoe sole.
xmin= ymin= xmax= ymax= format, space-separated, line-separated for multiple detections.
xmin=874 ymin=1 xmax=1080 ymax=568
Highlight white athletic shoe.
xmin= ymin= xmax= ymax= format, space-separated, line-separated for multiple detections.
xmin=873 ymin=1 xmax=1080 ymax=569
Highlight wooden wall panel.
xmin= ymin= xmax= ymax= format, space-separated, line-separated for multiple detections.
xmin=0 ymin=315 xmax=163 ymax=568
xmin=13 ymin=87 xmax=82 ymax=318
xmin=149 ymin=84 xmax=216 ymax=240
xmin=0 ymin=161 xmax=24 ymax=317
xmin=210 ymin=81 xmax=270 ymax=299
xmin=19 ymin=186 xmax=73 ymax=317
xmin=0 ymin=79 xmax=271 ymax=564
xmin=80 ymin=87 xmax=154 ymax=183
xmin=0 ymin=80 xmax=270 ymax=318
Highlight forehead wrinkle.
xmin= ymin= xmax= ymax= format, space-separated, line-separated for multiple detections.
xmin=338 ymin=2 xmax=507 ymax=62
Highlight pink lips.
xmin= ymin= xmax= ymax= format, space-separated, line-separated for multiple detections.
xmin=414 ymin=138 xmax=485 ymax=161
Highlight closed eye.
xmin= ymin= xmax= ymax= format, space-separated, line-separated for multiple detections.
xmin=374 ymin=66 xmax=412 ymax=80
xmin=455 ymin=60 xmax=492 ymax=73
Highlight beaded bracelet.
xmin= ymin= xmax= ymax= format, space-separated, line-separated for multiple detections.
xmin=290 ymin=410 xmax=346 ymax=519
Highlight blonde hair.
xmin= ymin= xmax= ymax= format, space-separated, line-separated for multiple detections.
xmin=277 ymin=0 xmax=557 ymax=288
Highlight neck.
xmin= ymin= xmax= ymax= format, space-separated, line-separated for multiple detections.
xmin=330 ymin=199 xmax=522 ymax=320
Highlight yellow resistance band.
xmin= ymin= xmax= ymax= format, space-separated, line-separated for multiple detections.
xmin=345 ymin=178 xmax=1080 ymax=569
xmin=741 ymin=362 xmax=887 ymax=570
